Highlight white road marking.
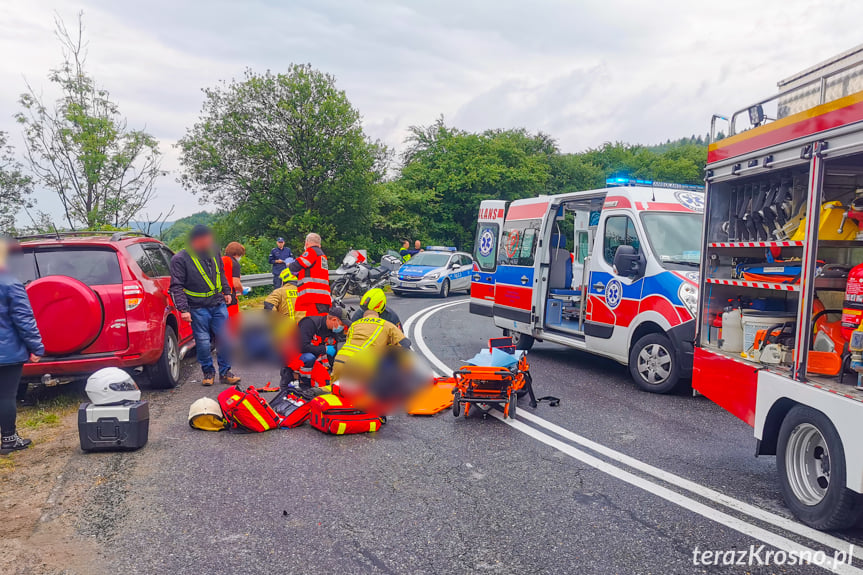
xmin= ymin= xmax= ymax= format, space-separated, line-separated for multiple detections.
xmin=406 ymin=299 xmax=863 ymax=573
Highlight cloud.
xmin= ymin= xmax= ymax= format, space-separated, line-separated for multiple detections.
xmin=0 ymin=0 xmax=861 ymax=222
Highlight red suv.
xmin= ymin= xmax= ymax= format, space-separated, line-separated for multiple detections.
xmin=10 ymin=231 xmax=194 ymax=389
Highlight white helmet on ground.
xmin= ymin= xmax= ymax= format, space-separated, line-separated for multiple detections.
xmin=86 ymin=367 xmax=141 ymax=405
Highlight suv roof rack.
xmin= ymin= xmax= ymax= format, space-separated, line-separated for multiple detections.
xmin=15 ymin=230 xmax=153 ymax=242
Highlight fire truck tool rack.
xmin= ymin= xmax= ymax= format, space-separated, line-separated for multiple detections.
xmin=694 ymin=46 xmax=863 ymax=530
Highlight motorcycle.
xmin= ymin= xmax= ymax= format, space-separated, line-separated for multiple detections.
xmin=330 ymin=249 xmax=402 ymax=300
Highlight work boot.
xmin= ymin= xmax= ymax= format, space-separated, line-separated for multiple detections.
xmin=220 ymin=371 xmax=241 ymax=385
xmin=1 ymin=433 xmax=32 ymax=455
xmin=202 ymin=371 xmax=215 ymax=386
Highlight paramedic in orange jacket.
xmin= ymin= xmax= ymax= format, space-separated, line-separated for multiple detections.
xmin=222 ymin=242 xmax=245 ymax=321
xmin=287 ymin=232 xmax=331 ymax=318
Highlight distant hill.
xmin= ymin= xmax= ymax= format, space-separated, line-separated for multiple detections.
xmin=645 ymin=134 xmax=709 ymax=154
xmin=161 ymin=211 xmax=220 ymax=247
xmin=129 ymin=220 xmax=175 ymax=237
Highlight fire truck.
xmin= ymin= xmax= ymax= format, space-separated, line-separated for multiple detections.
xmin=695 ymin=45 xmax=863 ymax=529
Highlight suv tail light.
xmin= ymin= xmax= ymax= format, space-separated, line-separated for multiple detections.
xmin=123 ymin=282 xmax=144 ymax=311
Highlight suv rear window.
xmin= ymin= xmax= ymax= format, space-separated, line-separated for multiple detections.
xmin=11 ymin=248 xmax=122 ymax=285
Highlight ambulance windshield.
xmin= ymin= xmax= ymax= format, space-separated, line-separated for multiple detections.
xmin=640 ymin=212 xmax=702 ymax=269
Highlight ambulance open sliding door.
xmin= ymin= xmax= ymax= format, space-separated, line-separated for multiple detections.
xmin=470 ymin=200 xmax=507 ymax=317
xmin=494 ymin=216 xmax=542 ymax=334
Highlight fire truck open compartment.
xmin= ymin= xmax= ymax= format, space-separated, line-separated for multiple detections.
xmin=696 ymin=46 xmax=863 ymax=529
xmin=698 ymin=158 xmax=863 ymax=402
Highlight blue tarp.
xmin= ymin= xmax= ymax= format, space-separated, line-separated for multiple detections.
xmin=464 ymin=348 xmax=524 ymax=368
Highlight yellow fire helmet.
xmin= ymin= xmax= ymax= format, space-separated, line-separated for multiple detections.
xmin=280 ymin=268 xmax=298 ymax=283
xmin=360 ymin=287 xmax=387 ymax=313
xmin=188 ymin=397 xmax=227 ymax=432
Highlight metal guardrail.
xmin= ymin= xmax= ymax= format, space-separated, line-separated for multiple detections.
xmin=241 ymin=271 xmax=342 ymax=288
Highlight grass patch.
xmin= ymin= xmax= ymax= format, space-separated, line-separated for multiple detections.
xmin=21 ymin=411 xmax=60 ymax=430
xmin=18 ymin=393 xmax=80 ymax=431
xmin=240 ymin=293 xmax=268 ymax=310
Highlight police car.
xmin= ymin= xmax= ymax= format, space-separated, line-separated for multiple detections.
xmin=391 ymin=247 xmax=474 ymax=298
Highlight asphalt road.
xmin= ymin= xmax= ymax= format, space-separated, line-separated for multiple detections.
xmin=77 ymin=295 xmax=862 ymax=574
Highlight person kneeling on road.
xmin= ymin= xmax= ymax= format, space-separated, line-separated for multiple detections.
xmin=351 ymin=288 xmax=401 ymax=330
xmin=331 ymin=309 xmax=410 ymax=383
xmin=286 ymin=305 xmax=351 ymax=389
xmin=170 ymin=224 xmax=241 ymax=387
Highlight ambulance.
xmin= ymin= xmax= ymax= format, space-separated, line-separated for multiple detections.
xmin=470 ymin=178 xmax=704 ymax=393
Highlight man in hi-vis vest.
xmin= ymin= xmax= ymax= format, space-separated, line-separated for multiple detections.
xmin=169 ymin=225 xmax=242 ymax=387
xmin=287 ymin=232 xmax=332 ymax=319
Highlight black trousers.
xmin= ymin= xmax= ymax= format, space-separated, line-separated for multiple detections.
xmin=0 ymin=363 xmax=24 ymax=437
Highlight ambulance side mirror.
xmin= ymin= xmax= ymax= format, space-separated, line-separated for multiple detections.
xmin=613 ymin=245 xmax=644 ymax=278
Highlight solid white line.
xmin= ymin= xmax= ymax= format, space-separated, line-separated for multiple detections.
xmin=402 ymin=297 xmax=468 ymax=342
xmin=413 ymin=299 xmax=862 ymax=572
xmin=514 ymin=409 xmax=854 ymax=555
xmin=491 ymin=412 xmax=861 ymax=575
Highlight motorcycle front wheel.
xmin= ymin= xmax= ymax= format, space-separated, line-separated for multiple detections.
xmin=331 ymin=278 xmax=349 ymax=299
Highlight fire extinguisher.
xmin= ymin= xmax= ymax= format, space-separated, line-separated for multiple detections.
xmin=841 ymin=262 xmax=863 ymax=340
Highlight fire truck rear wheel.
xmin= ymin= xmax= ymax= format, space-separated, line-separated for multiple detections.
xmin=629 ymin=333 xmax=680 ymax=394
xmin=777 ymin=405 xmax=863 ymax=530
xmin=504 ymin=329 xmax=535 ymax=351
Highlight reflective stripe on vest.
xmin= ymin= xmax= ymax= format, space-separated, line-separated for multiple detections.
xmin=339 ymin=318 xmax=385 ymax=358
xmin=296 ymin=248 xmax=331 ymax=306
xmin=183 ymin=254 xmax=223 ymax=298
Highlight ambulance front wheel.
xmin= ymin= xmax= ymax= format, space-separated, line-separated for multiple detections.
xmin=504 ymin=329 xmax=535 ymax=351
xmin=777 ymin=405 xmax=863 ymax=530
xmin=629 ymin=333 xmax=680 ymax=394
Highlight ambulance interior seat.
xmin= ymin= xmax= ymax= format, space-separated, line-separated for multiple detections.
xmin=548 ymin=234 xmax=580 ymax=299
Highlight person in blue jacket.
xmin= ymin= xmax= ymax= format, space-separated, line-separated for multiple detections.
xmin=268 ymin=237 xmax=294 ymax=288
xmin=0 ymin=239 xmax=44 ymax=455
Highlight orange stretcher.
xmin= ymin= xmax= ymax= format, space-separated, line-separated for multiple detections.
xmin=451 ymin=345 xmax=536 ymax=419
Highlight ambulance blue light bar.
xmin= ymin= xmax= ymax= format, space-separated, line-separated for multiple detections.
xmin=426 ymin=246 xmax=456 ymax=251
xmin=606 ymin=177 xmax=703 ymax=192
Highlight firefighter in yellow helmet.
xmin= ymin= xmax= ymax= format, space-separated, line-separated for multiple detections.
xmin=331 ymin=309 xmax=409 ymax=383
xmin=265 ymin=269 xmax=299 ymax=319
xmin=351 ymin=288 xmax=402 ymax=330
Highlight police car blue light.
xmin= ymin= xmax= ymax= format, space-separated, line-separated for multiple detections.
xmin=392 ymin=248 xmax=474 ymax=298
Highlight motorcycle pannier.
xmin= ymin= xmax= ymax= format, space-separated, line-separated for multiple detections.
xmin=78 ymin=401 xmax=149 ymax=452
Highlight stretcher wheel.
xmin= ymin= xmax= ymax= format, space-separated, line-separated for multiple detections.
xmin=506 ymin=393 xmax=517 ymax=419
xmin=452 ymin=390 xmax=461 ymax=417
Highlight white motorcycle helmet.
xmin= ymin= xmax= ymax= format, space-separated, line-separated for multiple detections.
xmin=86 ymin=367 xmax=141 ymax=405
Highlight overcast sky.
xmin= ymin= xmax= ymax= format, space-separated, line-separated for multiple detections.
xmin=1 ymin=0 xmax=861 ymax=222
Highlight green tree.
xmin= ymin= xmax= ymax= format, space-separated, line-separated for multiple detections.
xmin=398 ymin=119 xmax=554 ymax=249
xmin=16 ymin=13 xmax=165 ymax=229
xmin=0 ymin=131 xmax=33 ymax=235
xmin=177 ymin=65 xmax=386 ymax=253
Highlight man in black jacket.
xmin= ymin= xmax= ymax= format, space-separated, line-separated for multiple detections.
xmin=268 ymin=237 xmax=293 ymax=288
xmin=288 ymin=305 xmax=350 ymax=388
xmin=170 ymin=225 xmax=241 ymax=386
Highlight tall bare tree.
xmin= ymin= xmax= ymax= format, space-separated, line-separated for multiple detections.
xmin=16 ymin=13 xmax=165 ymax=230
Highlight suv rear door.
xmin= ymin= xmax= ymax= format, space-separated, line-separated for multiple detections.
xmin=17 ymin=247 xmax=129 ymax=356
